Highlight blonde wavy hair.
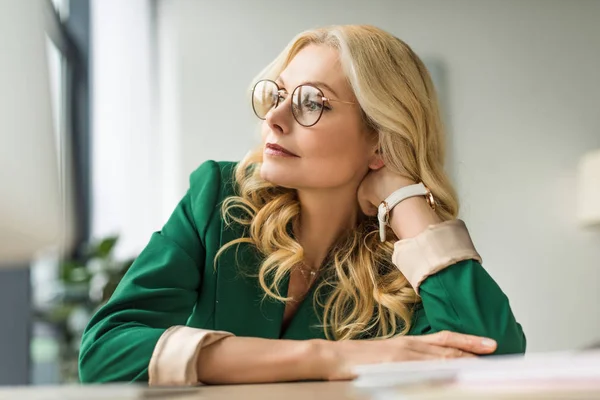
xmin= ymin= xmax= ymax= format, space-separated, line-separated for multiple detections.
xmin=218 ymin=25 xmax=458 ymax=340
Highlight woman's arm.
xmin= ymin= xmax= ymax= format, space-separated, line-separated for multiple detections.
xmin=390 ymin=197 xmax=526 ymax=354
xmin=413 ymin=259 xmax=526 ymax=354
xmin=79 ymin=161 xmax=222 ymax=383
xmin=195 ymin=330 xmax=498 ymax=384
xmin=195 ymin=336 xmax=321 ymax=384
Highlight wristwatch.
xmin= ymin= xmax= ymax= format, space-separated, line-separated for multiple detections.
xmin=377 ymin=183 xmax=436 ymax=242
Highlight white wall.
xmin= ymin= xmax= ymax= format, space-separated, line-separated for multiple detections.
xmin=156 ymin=0 xmax=600 ymax=352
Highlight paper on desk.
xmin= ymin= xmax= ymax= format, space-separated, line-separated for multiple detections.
xmin=352 ymin=350 xmax=600 ymax=390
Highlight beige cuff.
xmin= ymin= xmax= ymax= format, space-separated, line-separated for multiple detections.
xmin=148 ymin=326 xmax=234 ymax=386
xmin=392 ymin=219 xmax=482 ymax=294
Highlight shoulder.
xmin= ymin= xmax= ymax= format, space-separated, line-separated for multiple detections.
xmin=189 ymin=160 xmax=239 ymax=199
xmin=186 ymin=160 xmax=239 ymax=234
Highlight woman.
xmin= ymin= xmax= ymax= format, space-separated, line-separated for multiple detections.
xmin=79 ymin=25 xmax=526 ymax=386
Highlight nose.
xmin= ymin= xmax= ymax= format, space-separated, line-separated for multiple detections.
xmin=265 ymin=95 xmax=292 ymax=135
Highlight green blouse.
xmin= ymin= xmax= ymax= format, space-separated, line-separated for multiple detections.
xmin=78 ymin=160 xmax=526 ymax=383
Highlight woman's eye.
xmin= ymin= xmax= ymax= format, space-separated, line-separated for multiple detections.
xmin=303 ymin=100 xmax=323 ymax=112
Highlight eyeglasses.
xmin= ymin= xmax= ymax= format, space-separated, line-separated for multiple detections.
xmin=251 ymin=79 xmax=356 ymax=127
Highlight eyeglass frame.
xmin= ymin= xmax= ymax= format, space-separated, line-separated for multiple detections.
xmin=251 ymin=79 xmax=357 ymax=127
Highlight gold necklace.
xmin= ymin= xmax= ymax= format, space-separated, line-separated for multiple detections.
xmin=297 ymin=262 xmax=319 ymax=285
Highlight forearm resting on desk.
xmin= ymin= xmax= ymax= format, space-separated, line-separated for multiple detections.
xmin=149 ymin=326 xmax=498 ymax=386
xmin=148 ymin=326 xmax=326 ymax=385
xmin=197 ymin=332 xmax=500 ymax=384
xmin=196 ymin=336 xmax=325 ymax=384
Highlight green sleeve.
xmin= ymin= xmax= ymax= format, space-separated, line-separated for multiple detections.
xmin=409 ymin=260 xmax=526 ymax=355
xmin=78 ymin=160 xmax=221 ymax=383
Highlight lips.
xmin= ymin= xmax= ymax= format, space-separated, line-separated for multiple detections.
xmin=265 ymin=143 xmax=299 ymax=157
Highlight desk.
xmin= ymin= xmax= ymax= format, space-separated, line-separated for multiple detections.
xmin=186 ymin=382 xmax=364 ymax=400
xmin=1 ymin=381 xmax=599 ymax=400
xmin=0 ymin=382 xmax=365 ymax=400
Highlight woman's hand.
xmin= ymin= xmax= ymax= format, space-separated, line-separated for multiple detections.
xmin=357 ymin=166 xmax=416 ymax=217
xmin=357 ymin=166 xmax=441 ymax=240
xmin=316 ymin=331 xmax=497 ymax=381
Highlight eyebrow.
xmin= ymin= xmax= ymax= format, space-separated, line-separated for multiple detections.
xmin=277 ymin=77 xmax=340 ymax=98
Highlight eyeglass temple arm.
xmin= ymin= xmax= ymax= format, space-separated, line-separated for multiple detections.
xmin=322 ymin=97 xmax=357 ymax=105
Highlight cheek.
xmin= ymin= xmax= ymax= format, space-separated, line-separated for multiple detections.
xmin=304 ymin=123 xmax=369 ymax=165
xmin=298 ymin=125 xmax=371 ymax=184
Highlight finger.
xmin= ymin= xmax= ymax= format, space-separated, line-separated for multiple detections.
xmin=364 ymin=204 xmax=378 ymax=217
xmin=406 ymin=348 xmax=475 ymax=361
xmin=419 ymin=331 xmax=497 ymax=354
xmin=407 ymin=339 xmax=477 ymax=359
xmin=405 ymin=349 xmax=440 ymax=361
xmin=389 ymin=346 xmax=440 ymax=362
xmin=357 ymin=187 xmax=378 ymax=216
xmin=358 ymin=198 xmax=377 ymax=216
xmin=431 ymin=347 xmax=476 ymax=359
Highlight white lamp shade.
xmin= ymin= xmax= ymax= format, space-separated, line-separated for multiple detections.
xmin=578 ymin=149 xmax=600 ymax=227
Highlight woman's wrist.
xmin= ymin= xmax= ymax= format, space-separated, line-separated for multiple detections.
xmin=309 ymin=339 xmax=361 ymax=381
xmin=306 ymin=339 xmax=338 ymax=380
xmin=389 ymin=196 xmax=442 ymax=240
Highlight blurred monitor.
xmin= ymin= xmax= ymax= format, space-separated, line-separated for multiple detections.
xmin=0 ymin=0 xmax=70 ymax=266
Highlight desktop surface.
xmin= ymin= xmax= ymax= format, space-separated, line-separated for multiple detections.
xmin=1 ymin=380 xmax=600 ymax=400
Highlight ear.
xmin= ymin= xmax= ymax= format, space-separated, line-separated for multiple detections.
xmin=368 ymin=148 xmax=385 ymax=170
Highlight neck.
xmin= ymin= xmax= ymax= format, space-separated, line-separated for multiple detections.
xmin=295 ymin=185 xmax=358 ymax=270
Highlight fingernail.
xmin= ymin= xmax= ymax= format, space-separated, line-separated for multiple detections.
xmin=481 ymin=338 xmax=497 ymax=348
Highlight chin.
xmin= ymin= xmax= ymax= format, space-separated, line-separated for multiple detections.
xmin=260 ymin=158 xmax=300 ymax=189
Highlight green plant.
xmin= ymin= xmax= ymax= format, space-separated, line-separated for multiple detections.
xmin=34 ymin=235 xmax=135 ymax=383
xmin=60 ymin=236 xmax=135 ymax=300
